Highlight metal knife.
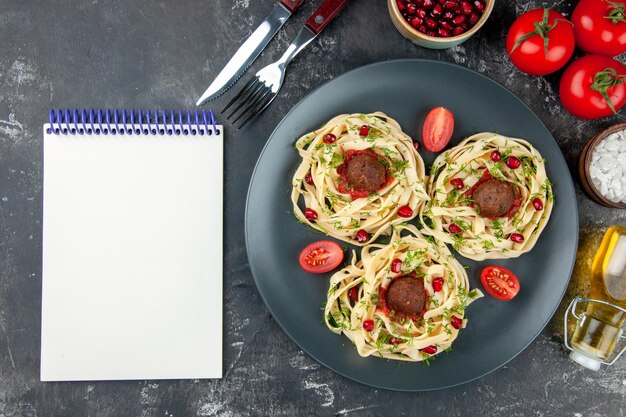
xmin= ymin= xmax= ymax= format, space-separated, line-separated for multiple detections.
xmin=196 ymin=0 xmax=304 ymax=106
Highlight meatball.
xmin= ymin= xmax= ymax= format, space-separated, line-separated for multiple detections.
xmin=345 ymin=153 xmax=386 ymax=192
xmin=472 ymin=179 xmax=516 ymax=218
xmin=386 ymin=276 xmax=426 ymax=316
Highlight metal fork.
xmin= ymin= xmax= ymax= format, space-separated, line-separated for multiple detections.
xmin=222 ymin=0 xmax=351 ymax=129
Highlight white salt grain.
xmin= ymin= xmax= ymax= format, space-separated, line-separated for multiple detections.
xmin=590 ymin=132 xmax=626 ymax=204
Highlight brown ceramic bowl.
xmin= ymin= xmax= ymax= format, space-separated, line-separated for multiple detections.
xmin=388 ymin=0 xmax=495 ymax=49
xmin=579 ymin=123 xmax=626 ymax=209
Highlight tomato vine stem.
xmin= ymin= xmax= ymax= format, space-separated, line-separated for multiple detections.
xmin=590 ymin=68 xmax=626 ymax=114
xmin=604 ymin=0 xmax=626 ymax=24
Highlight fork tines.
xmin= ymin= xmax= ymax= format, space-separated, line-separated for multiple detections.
xmin=222 ymin=77 xmax=276 ymax=129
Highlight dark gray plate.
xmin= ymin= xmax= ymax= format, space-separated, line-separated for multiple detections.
xmin=245 ymin=59 xmax=578 ymax=391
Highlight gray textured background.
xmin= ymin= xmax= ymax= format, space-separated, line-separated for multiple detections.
xmin=0 ymin=0 xmax=625 ymax=416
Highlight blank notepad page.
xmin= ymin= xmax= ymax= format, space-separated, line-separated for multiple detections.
xmin=41 ymin=124 xmax=223 ymax=381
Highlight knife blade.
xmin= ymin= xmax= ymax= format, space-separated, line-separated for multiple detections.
xmin=196 ymin=0 xmax=303 ymax=106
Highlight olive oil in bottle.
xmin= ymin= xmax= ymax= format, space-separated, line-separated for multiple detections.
xmin=569 ymin=225 xmax=626 ymax=370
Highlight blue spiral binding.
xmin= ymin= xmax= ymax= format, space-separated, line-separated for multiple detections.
xmin=47 ymin=109 xmax=219 ymax=136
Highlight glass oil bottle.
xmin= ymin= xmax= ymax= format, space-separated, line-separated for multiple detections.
xmin=564 ymin=224 xmax=626 ymax=370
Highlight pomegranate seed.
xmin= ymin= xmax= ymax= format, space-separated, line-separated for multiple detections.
xmin=348 ymin=286 xmax=358 ymax=302
xmin=443 ymin=1 xmax=457 ymax=9
xmin=473 ymin=0 xmax=485 ymax=12
xmin=419 ymin=25 xmax=428 ymax=33
xmin=452 ymin=14 xmax=466 ymax=25
xmin=451 ymin=315 xmax=462 ymax=329
xmin=421 ymin=345 xmax=437 ymax=355
xmin=391 ymin=258 xmax=402 ymax=273
xmin=363 ymin=319 xmax=375 ymax=332
xmin=440 ymin=20 xmax=453 ymax=30
xmin=406 ymin=2 xmax=417 ymax=14
xmin=432 ymin=277 xmax=444 ymax=292
xmin=423 ymin=0 xmax=434 ymax=8
xmin=491 ymin=150 xmax=501 ymax=162
xmin=450 ymin=178 xmax=464 ymax=189
xmin=461 ymin=0 xmax=472 ymax=14
xmin=532 ymin=198 xmax=544 ymax=211
xmin=305 ymin=208 xmax=318 ymax=221
xmin=396 ymin=0 xmax=406 ymax=12
xmin=397 ymin=205 xmax=413 ymax=218
xmin=431 ymin=3 xmax=443 ymax=17
xmin=452 ymin=26 xmax=465 ymax=36
xmin=425 ymin=17 xmax=438 ymax=29
xmin=426 ymin=30 xmax=437 ymax=36
xmin=510 ymin=233 xmax=524 ymax=243
xmin=417 ymin=8 xmax=427 ymax=18
xmin=443 ymin=11 xmax=454 ymax=19
xmin=305 ymin=173 xmax=314 ymax=185
xmin=359 ymin=125 xmax=370 ymax=137
xmin=469 ymin=12 xmax=479 ymax=24
xmin=413 ymin=141 xmax=420 ymax=151
xmin=389 ymin=337 xmax=402 ymax=345
xmin=415 ymin=0 xmax=425 ymax=5
xmin=356 ymin=229 xmax=369 ymax=243
xmin=323 ymin=133 xmax=336 ymax=144
xmin=448 ymin=223 xmax=462 ymax=234
xmin=506 ymin=156 xmax=521 ymax=169
xmin=410 ymin=16 xmax=423 ymax=28
xmin=438 ymin=28 xmax=451 ymax=37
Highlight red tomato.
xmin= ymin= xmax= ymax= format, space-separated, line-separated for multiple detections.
xmin=480 ymin=266 xmax=520 ymax=301
xmin=506 ymin=8 xmax=575 ymax=76
xmin=559 ymin=55 xmax=626 ymax=119
xmin=422 ymin=107 xmax=454 ymax=152
xmin=298 ymin=240 xmax=344 ymax=274
xmin=572 ymin=0 xmax=626 ymax=57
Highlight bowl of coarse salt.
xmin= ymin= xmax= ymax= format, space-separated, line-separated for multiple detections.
xmin=579 ymin=123 xmax=626 ymax=209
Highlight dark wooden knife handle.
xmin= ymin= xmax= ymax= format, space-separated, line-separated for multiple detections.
xmin=280 ymin=0 xmax=304 ymax=13
xmin=305 ymin=0 xmax=350 ymax=35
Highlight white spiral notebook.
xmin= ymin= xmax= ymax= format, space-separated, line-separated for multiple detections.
xmin=41 ymin=109 xmax=223 ymax=381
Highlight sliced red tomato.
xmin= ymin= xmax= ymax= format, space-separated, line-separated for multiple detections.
xmin=506 ymin=8 xmax=575 ymax=76
xmin=480 ymin=266 xmax=520 ymax=301
xmin=572 ymin=0 xmax=626 ymax=57
xmin=559 ymin=55 xmax=626 ymax=119
xmin=422 ymin=107 xmax=454 ymax=152
xmin=298 ymin=240 xmax=344 ymax=274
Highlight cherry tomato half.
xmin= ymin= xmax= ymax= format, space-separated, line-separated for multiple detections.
xmin=506 ymin=8 xmax=575 ymax=76
xmin=298 ymin=240 xmax=344 ymax=274
xmin=480 ymin=266 xmax=520 ymax=301
xmin=559 ymin=55 xmax=626 ymax=119
xmin=572 ymin=0 xmax=626 ymax=57
xmin=422 ymin=107 xmax=454 ymax=153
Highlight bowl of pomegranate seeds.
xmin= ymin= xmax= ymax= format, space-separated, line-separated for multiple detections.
xmin=388 ymin=0 xmax=494 ymax=49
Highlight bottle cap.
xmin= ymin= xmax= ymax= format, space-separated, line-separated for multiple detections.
xmin=569 ymin=351 xmax=602 ymax=371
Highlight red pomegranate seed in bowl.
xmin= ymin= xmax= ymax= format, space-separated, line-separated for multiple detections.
xmin=432 ymin=277 xmax=444 ymax=292
xmin=443 ymin=10 xmax=454 ymax=20
xmin=473 ymin=0 xmax=485 ymax=12
xmin=389 ymin=337 xmax=402 ymax=345
xmin=443 ymin=1 xmax=457 ymax=10
xmin=417 ymin=8 xmax=427 ymax=18
xmin=396 ymin=0 xmax=406 ymax=12
xmin=451 ymin=315 xmax=463 ymax=329
xmin=452 ymin=26 xmax=464 ymax=36
xmin=510 ymin=233 xmax=524 ymax=243
xmin=305 ymin=173 xmax=314 ymax=185
xmin=323 ymin=133 xmax=336 ymax=144
xmin=348 ymin=286 xmax=358 ymax=302
xmin=363 ymin=319 xmax=375 ymax=332
xmin=532 ymin=198 xmax=544 ymax=211
xmin=461 ymin=0 xmax=472 ymax=14
xmin=431 ymin=3 xmax=443 ymax=17
xmin=452 ymin=14 xmax=466 ymax=25
xmin=491 ymin=150 xmax=501 ymax=162
xmin=423 ymin=0 xmax=434 ymax=8
xmin=426 ymin=30 xmax=437 ymax=36
xmin=359 ymin=125 xmax=370 ymax=137
xmin=440 ymin=20 xmax=453 ymax=30
xmin=425 ymin=17 xmax=438 ymax=29
xmin=438 ymin=28 xmax=451 ymax=37
xmin=469 ymin=12 xmax=479 ymax=24
xmin=410 ymin=16 xmax=423 ymax=28
xmin=406 ymin=3 xmax=417 ymax=15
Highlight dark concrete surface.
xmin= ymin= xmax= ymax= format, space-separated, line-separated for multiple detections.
xmin=0 ymin=0 xmax=624 ymax=416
